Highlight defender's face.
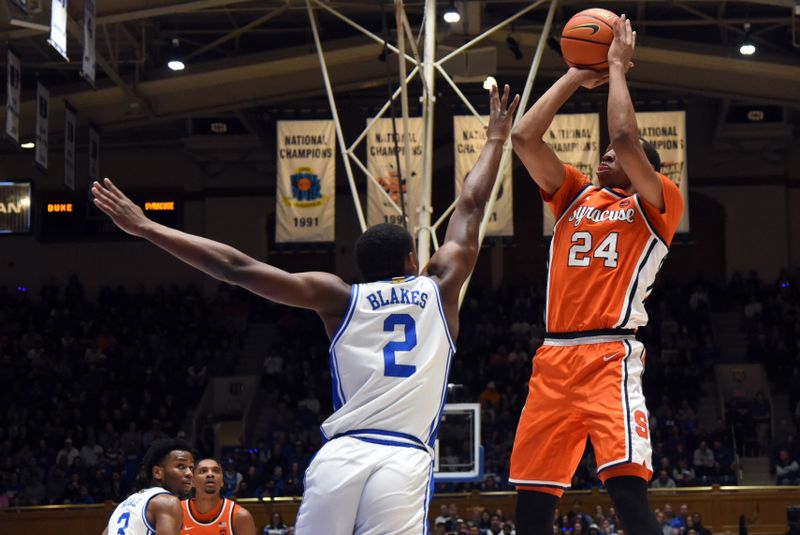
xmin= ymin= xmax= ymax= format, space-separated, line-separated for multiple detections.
xmin=194 ymin=459 xmax=223 ymax=495
xmin=156 ymin=450 xmax=194 ymax=498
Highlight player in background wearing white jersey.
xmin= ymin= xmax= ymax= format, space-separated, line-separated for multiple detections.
xmin=91 ymin=83 xmax=519 ymax=534
xmin=102 ymin=438 xmax=194 ymax=535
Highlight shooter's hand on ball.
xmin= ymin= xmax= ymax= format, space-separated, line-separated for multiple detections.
xmin=92 ymin=178 xmax=151 ymax=237
xmin=568 ymin=68 xmax=609 ymax=90
xmin=608 ymin=13 xmax=636 ymax=69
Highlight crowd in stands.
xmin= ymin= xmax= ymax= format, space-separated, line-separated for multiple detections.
xmin=429 ymin=499 xmax=714 ymax=535
xmin=0 ymin=277 xmax=248 ymax=507
xmin=1 ymin=268 xmax=798 ymax=513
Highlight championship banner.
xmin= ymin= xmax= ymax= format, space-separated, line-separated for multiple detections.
xmin=542 ymin=113 xmax=600 ymax=236
xmin=453 ymin=115 xmax=513 ymax=237
xmin=35 ymin=83 xmax=50 ymax=170
xmin=5 ymin=50 xmax=21 ymax=143
xmin=366 ymin=117 xmax=423 ymax=229
xmin=275 ymin=120 xmax=335 ymax=243
xmin=636 ymin=111 xmax=689 ymax=233
xmin=88 ymin=124 xmax=100 ymax=184
xmin=81 ymin=0 xmax=96 ymax=86
xmin=48 ymin=0 xmax=69 ymax=61
xmin=64 ymin=103 xmax=77 ymax=190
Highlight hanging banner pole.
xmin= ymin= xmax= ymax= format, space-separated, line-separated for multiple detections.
xmin=5 ymin=49 xmax=22 ymax=144
xmin=48 ymin=0 xmax=69 ymax=61
xmin=35 ymin=82 xmax=50 ymax=171
xmin=81 ymin=0 xmax=96 ymax=87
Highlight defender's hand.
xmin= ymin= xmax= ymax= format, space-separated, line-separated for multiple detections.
xmin=485 ymin=83 xmax=521 ymax=143
xmin=91 ymin=178 xmax=151 ymax=237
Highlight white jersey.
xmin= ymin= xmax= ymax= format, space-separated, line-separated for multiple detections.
xmin=321 ymin=275 xmax=455 ymax=453
xmin=107 ymin=487 xmax=173 ymax=535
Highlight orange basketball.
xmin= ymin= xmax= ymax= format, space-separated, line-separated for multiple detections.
xmin=560 ymin=8 xmax=619 ymax=71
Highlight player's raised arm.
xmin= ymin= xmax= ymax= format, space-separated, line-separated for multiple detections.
xmin=511 ymin=68 xmax=607 ymax=194
xmin=91 ymin=179 xmax=351 ymax=321
xmin=607 ymin=14 xmax=664 ymax=210
xmin=424 ymin=84 xmax=518 ymax=308
xmin=148 ymin=494 xmax=183 ymax=535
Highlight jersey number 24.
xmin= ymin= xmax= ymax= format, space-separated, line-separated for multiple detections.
xmin=568 ymin=231 xmax=619 ymax=268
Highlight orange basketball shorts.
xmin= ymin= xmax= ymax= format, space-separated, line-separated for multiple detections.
xmin=509 ymin=335 xmax=653 ymax=497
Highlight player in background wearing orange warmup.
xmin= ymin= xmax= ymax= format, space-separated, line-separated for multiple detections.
xmin=181 ymin=458 xmax=256 ymax=535
xmin=509 ymin=15 xmax=683 ymax=535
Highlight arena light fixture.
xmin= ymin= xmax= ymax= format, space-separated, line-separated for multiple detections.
xmin=739 ymin=23 xmax=756 ymax=55
xmin=443 ymin=1 xmax=461 ymax=24
xmin=168 ymin=60 xmax=186 ymax=71
xmin=20 ymin=141 xmax=35 ymax=149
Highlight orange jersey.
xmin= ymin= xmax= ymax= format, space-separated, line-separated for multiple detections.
xmin=543 ymin=165 xmax=684 ymax=333
xmin=181 ymin=497 xmax=238 ymax=535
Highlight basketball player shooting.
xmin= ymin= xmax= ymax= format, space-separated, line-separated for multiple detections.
xmin=102 ymin=438 xmax=194 ymax=535
xmin=92 ymin=83 xmax=519 ymax=534
xmin=180 ymin=458 xmax=256 ymax=535
xmin=508 ymin=15 xmax=683 ymax=535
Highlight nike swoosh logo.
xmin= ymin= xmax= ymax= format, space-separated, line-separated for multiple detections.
xmin=602 ymin=353 xmax=619 ymax=362
xmin=570 ymin=23 xmax=600 ymax=35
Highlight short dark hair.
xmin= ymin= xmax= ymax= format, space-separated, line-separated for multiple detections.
xmin=142 ymin=438 xmax=193 ymax=479
xmin=639 ymin=137 xmax=661 ymax=172
xmin=355 ymin=224 xmax=414 ymax=282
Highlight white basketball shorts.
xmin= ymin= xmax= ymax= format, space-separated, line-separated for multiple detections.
xmin=295 ymin=436 xmax=434 ymax=535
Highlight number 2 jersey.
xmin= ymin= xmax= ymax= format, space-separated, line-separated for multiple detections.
xmin=544 ymin=165 xmax=684 ymax=333
xmin=320 ymin=276 xmax=454 ymax=453
xmin=106 ymin=487 xmax=172 ymax=535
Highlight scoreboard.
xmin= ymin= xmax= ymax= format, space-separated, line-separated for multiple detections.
xmin=38 ymin=190 xmax=183 ymax=241
xmin=0 ymin=182 xmax=32 ymax=234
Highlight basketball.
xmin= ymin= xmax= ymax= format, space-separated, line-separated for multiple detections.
xmin=560 ymin=8 xmax=619 ymax=70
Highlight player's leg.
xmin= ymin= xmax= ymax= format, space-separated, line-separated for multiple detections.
xmin=510 ymin=345 xmax=589 ymax=535
xmin=295 ymin=437 xmax=373 ymax=535
xmin=605 ymin=476 xmax=661 ymax=535
xmin=582 ymin=339 xmax=658 ymax=535
xmin=353 ymin=445 xmax=432 ymax=535
xmin=514 ymin=490 xmax=559 ymax=535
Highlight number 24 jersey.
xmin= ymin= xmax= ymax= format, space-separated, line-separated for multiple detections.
xmin=543 ymin=165 xmax=684 ymax=333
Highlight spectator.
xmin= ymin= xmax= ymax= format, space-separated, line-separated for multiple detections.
xmin=263 ymin=512 xmax=289 ymax=535
xmin=775 ymin=449 xmax=800 ymax=485
xmin=712 ymin=439 xmax=736 ymax=484
xmin=56 ymin=438 xmax=79 ymax=467
xmin=222 ymin=460 xmax=243 ymax=498
xmin=655 ymin=510 xmax=671 ymax=535
xmin=650 ymin=469 xmax=677 ymax=489
xmin=691 ymin=512 xmax=711 ymax=535
xmin=670 ymin=504 xmax=689 ymax=531
xmin=672 ymin=459 xmax=696 ymax=487
xmin=80 ymin=435 xmax=104 ymax=468
xmin=751 ymin=392 xmax=771 ymax=455
xmin=479 ymin=382 xmax=501 ymax=410
xmin=693 ymin=441 xmax=715 ymax=479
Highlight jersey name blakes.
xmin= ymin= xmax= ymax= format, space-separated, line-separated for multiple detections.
xmin=366 ymin=287 xmax=429 ymax=311
xmin=568 ymin=205 xmax=635 ymax=227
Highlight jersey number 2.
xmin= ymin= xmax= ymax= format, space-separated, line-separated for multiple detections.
xmin=568 ymin=231 xmax=619 ymax=268
xmin=383 ymin=314 xmax=417 ymax=378
xmin=116 ymin=512 xmax=130 ymax=535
